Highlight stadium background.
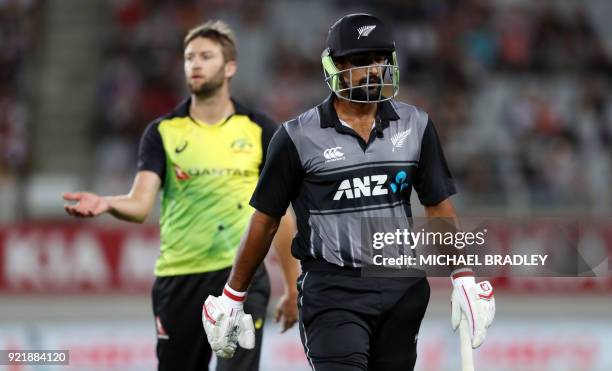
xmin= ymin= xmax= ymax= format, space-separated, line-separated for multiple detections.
xmin=1 ymin=0 xmax=611 ymax=370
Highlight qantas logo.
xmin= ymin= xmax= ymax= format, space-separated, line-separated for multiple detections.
xmin=173 ymin=165 xmax=256 ymax=180
xmin=173 ymin=164 xmax=191 ymax=180
xmin=333 ymin=175 xmax=388 ymax=200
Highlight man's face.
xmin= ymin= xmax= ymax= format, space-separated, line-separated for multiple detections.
xmin=184 ymin=37 xmax=235 ymax=98
xmin=337 ymin=52 xmax=387 ymax=101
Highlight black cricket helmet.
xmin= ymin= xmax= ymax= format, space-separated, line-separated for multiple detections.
xmin=322 ymin=13 xmax=400 ymax=103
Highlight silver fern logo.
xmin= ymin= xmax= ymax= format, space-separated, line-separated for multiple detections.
xmin=357 ymin=25 xmax=376 ymax=39
xmin=390 ymin=128 xmax=411 ymax=152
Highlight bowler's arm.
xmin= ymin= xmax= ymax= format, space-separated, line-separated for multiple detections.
xmin=64 ymin=121 xmax=165 ymax=223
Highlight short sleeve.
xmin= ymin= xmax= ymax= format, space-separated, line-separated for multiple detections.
xmin=137 ymin=121 xmax=166 ymax=184
xmin=249 ymin=125 xmax=303 ymax=217
xmin=413 ymin=119 xmax=456 ymax=205
xmin=250 ymin=112 xmax=280 ymax=173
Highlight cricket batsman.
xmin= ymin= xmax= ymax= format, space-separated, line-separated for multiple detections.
xmin=202 ymin=14 xmax=495 ymax=370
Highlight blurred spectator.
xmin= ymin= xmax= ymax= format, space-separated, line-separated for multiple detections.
xmin=497 ymin=6 xmax=533 ymax=70
xmin=0 ymin=89 xmax=28 ymax=175
xmin=0 ymin=0 xmax=38 ymax=178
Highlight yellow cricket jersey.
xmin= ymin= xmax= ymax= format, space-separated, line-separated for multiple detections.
xmin=137 ymin=98 xmax=278 ymax=276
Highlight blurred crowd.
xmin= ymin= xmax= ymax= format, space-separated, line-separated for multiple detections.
xmin=0 ymin=0 xmax=37 ymax=180
xmin=4 ymin=0 xmax=612 ymax=214
xmin=379 ymin=0 xmax=612 ymax=211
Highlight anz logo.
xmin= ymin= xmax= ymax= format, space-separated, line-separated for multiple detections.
xmin=389 ymin=170 xmax=409 ymax=193
xmin=333 ymin=171 xmax=409 ymax=200
xmin=333 ymin=175 xmax=387 ymax=200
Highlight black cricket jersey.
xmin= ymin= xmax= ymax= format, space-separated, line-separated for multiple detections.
xmin=250 ymin=94 xmax=456 ymax=268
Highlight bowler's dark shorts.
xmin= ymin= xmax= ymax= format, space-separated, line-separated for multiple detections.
xmin=152 ymin=264 xmax=270 ymax=371
xmin=297 ymin=261 xmax=430 ymax=371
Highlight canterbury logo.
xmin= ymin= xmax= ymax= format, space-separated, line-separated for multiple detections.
xmin=390 ymin=128 xmax=411 ymax=152
xmin=323 ymin=147 xmax=345 ymax=162
xmin=357 ymin=25 xmax=376 ymax=39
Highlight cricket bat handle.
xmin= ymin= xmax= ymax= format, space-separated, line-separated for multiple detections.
xmin=459 ymin=315 xmax=475 ymax=371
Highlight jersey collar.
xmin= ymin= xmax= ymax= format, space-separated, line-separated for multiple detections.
xmin=318 ymin=93 xmax=400 ymax=129
xmin=169 ymin=96 xmax=252 ymax=118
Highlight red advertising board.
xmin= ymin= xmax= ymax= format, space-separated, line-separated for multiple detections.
xmin=0 ymin=223 xmax=159 ymax=293
xmin=0 ymin=222 xmax=610 ymax=293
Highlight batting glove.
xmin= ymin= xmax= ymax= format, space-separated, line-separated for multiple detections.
xmin=202 ymin=284 xmax=255 ymax=358
xmin=451 ymin=271 xmax=495 ymax=348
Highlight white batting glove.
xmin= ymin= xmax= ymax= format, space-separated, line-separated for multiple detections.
xmin=202 ymin=284 xmax=255 ymax=358
xmin=451 ymin=271 xmax=495 ymax=348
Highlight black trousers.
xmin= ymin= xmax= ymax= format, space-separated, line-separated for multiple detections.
xmin=152 ymin=265 xmax=270 ymax=371
xmin=297 ymin=268 xmax=430 ymax=371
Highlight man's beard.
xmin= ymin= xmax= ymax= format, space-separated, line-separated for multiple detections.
xmin=187 ymin=65 xmax=225 ymax=98
xmin=341 ymin=75 xmax=382 ymax=101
